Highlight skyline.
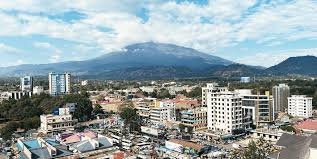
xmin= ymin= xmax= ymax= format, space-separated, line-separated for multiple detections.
xmin=0 ymin=0 xmax=317 ymax=67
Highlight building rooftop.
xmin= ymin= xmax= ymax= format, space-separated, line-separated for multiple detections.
xmin=271 ymin=133 xmax=317 ymax=159
xmin=168 ymin=139 xmax=203 ymax=151
xmin=17 ymin=138 xmax=73 ymax=159
xmin=294 ymin=120 xmax=317 ymax=131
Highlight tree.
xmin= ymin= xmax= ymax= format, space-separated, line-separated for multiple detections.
xmin=230 ymin=137 xmax=278 ymax=159
xmin=119 ymin=107 xmax=140 ymax=133
xmin=280 ymin=125 xmax=296 ymax=132
xmin=150 ymin=90 xmax=158 ymax=98
xmin=157 ymin=88 xmax=171 ymax=99
xmin=64 ymin=94 xmax=93 ymax=121
xmin=186 ymin=87 xmax=202 ymax=98
xmin=179 ymin=123 xmax=193 ymax=133
xmin=0 ymin=121 xmax=20 ymax=140
xmin=21 ymin=116 xmax=40 ymax=130
xmin=0 ymin=92 xmax=94 ymax=140
xmin=93 ymin=104 xmax=105 ymax=115
xmin=179 ymin=123 xmax=185 ymax=132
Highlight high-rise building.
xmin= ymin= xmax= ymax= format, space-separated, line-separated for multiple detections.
xmin=288 ymin=95 xmax=312 ymax=118
xmin=202 ymin=83 xmax=218 ymax=107
xmin=237 ymin=89 xmax=274 ymax=128
xmin=272 ymin=84 xmax=290 ymax=112
xmin=206 ymin=84 xmax=243 ymax=134
xmin=20 ymin=76 xmax=33 ymax=92
xmin=49 ymin=72 xmax=71 ymax=96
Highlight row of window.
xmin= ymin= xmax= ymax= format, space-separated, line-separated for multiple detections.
xmin=51 ymin=122 xmax=73 ymax=128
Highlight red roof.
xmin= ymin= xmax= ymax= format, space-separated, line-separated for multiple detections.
xmin=113 ymin=151 xmax=125 ymax=159
xmin=295 ymin=120 xmax=317 ymax=131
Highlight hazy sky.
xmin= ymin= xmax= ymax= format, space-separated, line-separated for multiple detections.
xmin=0 ymin=0 xmax=316 ymax=67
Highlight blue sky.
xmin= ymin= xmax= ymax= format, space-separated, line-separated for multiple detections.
xmin=0 ymin=0 xmax=317 ymax=67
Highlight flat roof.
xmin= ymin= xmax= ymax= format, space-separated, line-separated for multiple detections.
xmin=168 ymin=139 xmax=203 ymax=151
xmin=295 ymin=120 xmax=317 ymax=131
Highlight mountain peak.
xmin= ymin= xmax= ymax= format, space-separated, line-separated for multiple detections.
xmin=0 ymin=42 xmax=233 ymax=78
xmin=267 ymin=55 xmax=317 ymax=75
xmin=286 ymin=55 xmax=317 ymax=60
xmin=123 ymin=42 xmax=233 ymax=65
xmin=125 ymin=42 xmax=195 ymax=55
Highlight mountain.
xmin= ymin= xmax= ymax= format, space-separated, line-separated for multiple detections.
xmin=211 ymin=64 xmax=264 ymax=77
xmin=0 ymin=42 xmax=233 ymax=79
xmin=266 ymin=55 xmax=317 ymax=75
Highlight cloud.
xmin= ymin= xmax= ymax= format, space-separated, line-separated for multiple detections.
xmin=236 ymin=48 xmax=317 ymax=67
xmin=16 ymin=59 xmax=24 ymax=65
xmin=50 ymin=53 xmax=61 ymax=63
xmin=33 ymin=42 xmax=52 ymax=49
xmin=0 ymin=0 xmax=316 ymax=66
xmin=0 ymin=43 xmax=21 ymax=54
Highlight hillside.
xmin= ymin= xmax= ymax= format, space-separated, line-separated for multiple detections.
xmin=212 ymin=64 xmax=264 ymax=77
xmin=0 ymin=42 xmax=233 ymax=79
xmin=266 ymin=55 xmax=317 ymax=75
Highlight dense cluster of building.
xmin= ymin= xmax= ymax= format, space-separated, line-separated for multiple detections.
xmin=1 ymin=76 xmax=316 ymax=159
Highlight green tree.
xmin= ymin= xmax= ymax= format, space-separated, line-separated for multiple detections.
xmin=64 ymin=94 xmax=93 ymax=121
xmin=150 ymin=90 xmax=158 ymax=98
xmin=93 ymin=104 xmax=105 ymax=115
xmin=0 ymin=121 xmax=20 ymax=140
xmin=157 ymin=88 xmax=171 ymax=99
xmin=230 ymin=138 xmax=278 ymax=159
xmin=186 ymin=87 xmax=202 ymax=98
xmin=179 ymin=123 xmax=185 ymax=132
xmin=280 ymin=125 xmax=296 ymax=132
xmin=21 ymin=116 xmax=40 ymax=130
xmin=119 ymin=107 xmax=140 ymax=133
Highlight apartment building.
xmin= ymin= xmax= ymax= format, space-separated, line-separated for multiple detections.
xmin=273 ymin=84 xmax=290 ymax=112
xmin=149 ymin=100 xmax=176 ymax=125
xmin=206 ymin=83 xmax=243 ymax=134
xmin=202 ymin=83 xmax=219 ymax=107
xmin=49 ymin=72 xmax=71 ymax=96
xmin=135 ymin=98 xmax=157 ymax=122
xmin=181 ymin=107 xmax=207 ymax=131
xmin=20 ymin=76 xmax=33 ymax=92
xmin=237 ymin=89 xmax=275 ymax=128
xmin=40 ymin=108 xmax=77 ymax=135
xmin=288 ymin=95 xmax=313 ymax=118
xmin=150 ymin=107 xmax=170 ymax=124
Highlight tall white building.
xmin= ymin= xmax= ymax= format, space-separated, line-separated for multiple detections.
xmin=49 ymin=72 xmax=71 ymax=96
xmin=202 ymin=83 xmax=219 ymax=107
xmin=288 ymin=95 xmax=312 ymax=118
xmin=20 ymin=76 xmax=33 ymax=92
xmin=273 ymin=84 xmax=290 ymax=112
xmin=206 ymin=83 xmax=243 ymax=134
